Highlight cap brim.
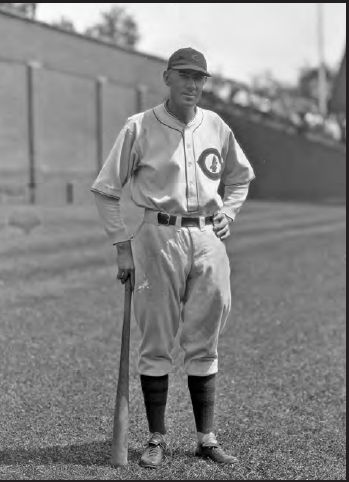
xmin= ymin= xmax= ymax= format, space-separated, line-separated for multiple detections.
xmin=169 ymin=64 xmax=211 ymax=76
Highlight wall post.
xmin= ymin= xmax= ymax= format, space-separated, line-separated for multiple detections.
xmin=26 ymin=60 xmax=40 ymax=204
xmin=96 ymin=76 xmax=107 ymax=173
xmin=136 ymin=84 xmax=148 ymax=112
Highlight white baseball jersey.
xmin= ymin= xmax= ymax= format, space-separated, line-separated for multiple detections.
xmin=91 ymin=102 xmax=255 ymax=243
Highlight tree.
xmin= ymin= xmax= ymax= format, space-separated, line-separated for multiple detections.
xmin=0 ymin=3 xmax=37 ymax=19
xmin=297 ymin=65 xmax=334 ymax=101
xmin=84 ymin=5 xmax=139 ymax=49
xmin=51 ymin=16 xmax=76 ymax=33
xmin=250 ymin=69 xmax=287 ymax=98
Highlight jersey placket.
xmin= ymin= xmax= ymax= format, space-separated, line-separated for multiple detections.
xmin=183 ymin=127 xmax=198 ymax=213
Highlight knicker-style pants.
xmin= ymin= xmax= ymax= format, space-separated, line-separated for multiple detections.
xmin=131 ymin=214 xmax=231 ymax=376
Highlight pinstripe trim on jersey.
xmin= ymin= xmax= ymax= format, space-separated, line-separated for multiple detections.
xmin=181 ymin=131 xmax=191 ymax=212
xmin=192 ymin=112 xmax=204 ymax=133
xmin=152 ymin=108 xmax=191 ymax=209
xmin=192 ymin=113 xmax=204 ymax=210
xmin=191 ymin=137 xmax=200 ymax=210
xmin=90 ymin=187 xmax=121 ymax=200
xmin=164 ymin=101 xmax=181 ymax=122
xmin=223 ymin=179 xmax=255 ymax=186
xmin=153 ymin=102 xmax=204 ymax=130
xmin=152 ymin=109 xmax=183 ymax=133
xmin=163 ymin=102 xmax=203 ymax=128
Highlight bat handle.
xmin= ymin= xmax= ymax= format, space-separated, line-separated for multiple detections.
xmin=110 ymin=278 xmax=132 ymax=466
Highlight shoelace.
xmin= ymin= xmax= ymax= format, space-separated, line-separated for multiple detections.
xmin=148 ymin=444 xmax=162 ymax=456
xmin=212 ymin=446 xmax=224 ymax=454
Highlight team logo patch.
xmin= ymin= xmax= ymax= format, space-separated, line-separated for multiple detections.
xmin=197 ymin=148 xmax=223 ymax=180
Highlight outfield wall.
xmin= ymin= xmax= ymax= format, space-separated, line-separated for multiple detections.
xmin=0 ymin=11 xmax=167 ymax=204
xmin=0 ymin=11 xmax=346 ymax=205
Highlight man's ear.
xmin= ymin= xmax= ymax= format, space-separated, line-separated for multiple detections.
xmin=163 ymin=70 xmax=170 ymax=86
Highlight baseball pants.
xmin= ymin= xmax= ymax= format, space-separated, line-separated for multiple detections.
xmin=131 ymin=211 xmax=231 ymax=376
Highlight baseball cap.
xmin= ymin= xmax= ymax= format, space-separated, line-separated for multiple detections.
xmin=167 ymin=47 xmax=211 ymax=77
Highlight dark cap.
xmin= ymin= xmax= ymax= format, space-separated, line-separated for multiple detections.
xmin=167 ymin=47 xmax=211 ymax=77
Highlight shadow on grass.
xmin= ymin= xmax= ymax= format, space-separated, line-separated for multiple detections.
xmin=0 ymin=440 xmax=141 ymax=467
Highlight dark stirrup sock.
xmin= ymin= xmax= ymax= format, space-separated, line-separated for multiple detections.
xmin=188 ymin=374 xmax=216 ymax=434
xmin=140 ymin=374 xmax=168 ymax=435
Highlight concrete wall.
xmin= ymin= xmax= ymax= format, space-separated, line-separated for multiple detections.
xmin=0 ymin=11 xmax=167 ymax=204
xmin=0 ymin=11 xmax=167 ymax=90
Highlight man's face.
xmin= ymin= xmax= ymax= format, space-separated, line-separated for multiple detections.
xmin=164 ymin=69 xmax=207 ymax=108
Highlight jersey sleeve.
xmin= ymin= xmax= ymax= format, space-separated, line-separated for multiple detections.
xmin=90 ymin=119 xmax=139 ymax=199
xmin=220 ymin=182 xmax=250 ymax=221
xmin=221 ymin=129 xmax=255 ymax=187
xmin=220 ymin=129 xmax=255 ymax=221
xmin=93 ymin=192 xmax=130 ymax=244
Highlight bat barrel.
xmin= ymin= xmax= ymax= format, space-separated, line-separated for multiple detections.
xmin=110 ymin=279 xmax=132 ymax=466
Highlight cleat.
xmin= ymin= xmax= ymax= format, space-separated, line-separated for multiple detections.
xmin=195 ymin=442 xmax=238 ymax=464
xmin=139 ymin=432 xmax=166 ymax=468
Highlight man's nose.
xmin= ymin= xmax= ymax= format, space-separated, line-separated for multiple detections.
xmin=185 ymin=76 xmax=197 ymax=89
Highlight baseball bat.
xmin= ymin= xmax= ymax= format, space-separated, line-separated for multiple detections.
xmin=110 ymin=277 xmax=132 ymax=466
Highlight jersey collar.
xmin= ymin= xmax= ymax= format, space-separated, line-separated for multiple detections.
xmin=153 ymin=102 xmax=203 ymax=131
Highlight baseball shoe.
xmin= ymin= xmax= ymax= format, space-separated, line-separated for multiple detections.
xmin=139 ymin=432 xmax=166 ymax=468
xmin=195 ymin=442 xmax=238 ymax=464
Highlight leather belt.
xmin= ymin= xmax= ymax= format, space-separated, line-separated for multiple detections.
xmin=157 ymin=212 xmax=214 ymax=227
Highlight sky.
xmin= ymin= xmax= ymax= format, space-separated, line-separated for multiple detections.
xmin=37 ymin=3 xmax=346 ymax=85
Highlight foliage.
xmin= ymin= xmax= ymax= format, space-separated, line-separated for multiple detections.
xmin=84 ymin=5 xmax=139 ymax=49
xmin=0 ymin=2 xmax=37 ymax=18
xmin=51 ymin=16 xmax=76 ymax=33
xmin=296 ymin=64 xmax=334 ymax=100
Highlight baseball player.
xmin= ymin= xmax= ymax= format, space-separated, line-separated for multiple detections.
xmin=91 ymin=47 xmax=255 ymax=468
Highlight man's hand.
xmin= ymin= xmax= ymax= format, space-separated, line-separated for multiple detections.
xmin=213 ymin=212 xmax=233 ymax=240
xmin=116 ymin=240 xmax=135 ymax=290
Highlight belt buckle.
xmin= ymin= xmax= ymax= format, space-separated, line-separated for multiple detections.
xmin=158 ymin=212 xmax=171 ymax=225
xmin=198 ymin=216 xmax=205 ymax=229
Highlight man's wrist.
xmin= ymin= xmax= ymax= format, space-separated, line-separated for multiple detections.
xmin=222 ymin=213 xmax=233 ymax=224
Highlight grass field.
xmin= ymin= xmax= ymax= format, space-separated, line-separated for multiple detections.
xmin=0 ymin=198 xmax=345 ymax=480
